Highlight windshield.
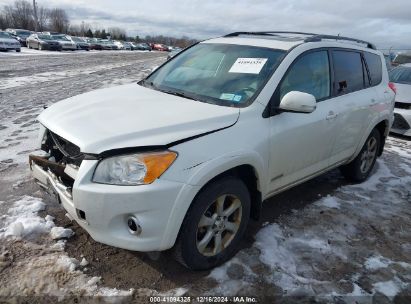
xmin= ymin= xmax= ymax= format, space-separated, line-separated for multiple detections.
xmin=72 ymin=37 xmax=83 ymax=42
xmin=52 ymin=35 xmax=69 ymax=41
xmin=0 ymin=32 xmax=12 ymax=38
xmin=142 ymin=43 xmax=285 ymax=107
xmin=38 ymin=35 xmax=53 ymax=40
xmin=17 ymin=30 xmax=30 ymax=36
xmin=390 ymin=67 xmax=411 ymax=85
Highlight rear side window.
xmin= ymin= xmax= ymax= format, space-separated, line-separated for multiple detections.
xmin=364 ymin=52 xmax=382 ymax=86
xmin=332 ymin=50 xmax=364 ymax=94
xmin=279 ymin=51 xmax=330 ymax=101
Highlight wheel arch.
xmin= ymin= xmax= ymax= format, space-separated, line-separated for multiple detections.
xmin=351 ymin=118 xmax=390 ymax=161
xmin=161 ymin=161 xmax=264 ymax=250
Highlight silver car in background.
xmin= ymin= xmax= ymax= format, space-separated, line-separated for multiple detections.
xmin=0 ymin=31 xmax=21 ymax=52
xmin=389 ymin=64 xmax=411 ymax=137
xmin=52 ymin=34 xmax=77 ymax=51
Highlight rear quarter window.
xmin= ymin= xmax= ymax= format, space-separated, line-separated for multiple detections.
xmin=332 ymin=50 xmax=365 ymax=94
xmin=364 ymin=52 xmax=383 ymax=86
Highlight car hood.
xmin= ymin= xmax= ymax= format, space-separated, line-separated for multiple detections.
xmin=394 ymin=83 xmax=411 ymax=103
xmin=0 ymin=38 xmax=19 ymax=43
xmin=38 ymin=84 xmax=240 ymax=154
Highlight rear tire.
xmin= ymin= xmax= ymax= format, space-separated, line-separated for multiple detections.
xmin=174 ymin=177 xmax=250 ymax=270
xmin=340 ymin=129 xmax=381 ymax=182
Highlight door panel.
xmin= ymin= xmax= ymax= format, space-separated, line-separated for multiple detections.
xmin=328 ymin=50 xmax=378 ymax=164
xmin=267 ymin=50 xmax=338 ymax=193
xmin=327 ymin=88 xmax=377 ymax=164
xmin=268 ymin=100 xmax=338 ymax=192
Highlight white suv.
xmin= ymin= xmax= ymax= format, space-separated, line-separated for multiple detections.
xmin=30 ymin=32 xmax=395 ymax=270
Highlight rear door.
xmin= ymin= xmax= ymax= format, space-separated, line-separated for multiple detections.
xmin=327 ymin=49 xmax=379 ymax=165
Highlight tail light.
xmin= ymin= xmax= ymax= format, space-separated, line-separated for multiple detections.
xmin=388 ymin=82 xmax=397 ymax=94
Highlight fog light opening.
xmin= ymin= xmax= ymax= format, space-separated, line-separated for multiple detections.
xmin=127 ymin=216 xmax=142 ymax=236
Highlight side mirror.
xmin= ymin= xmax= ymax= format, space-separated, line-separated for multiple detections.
xmin=278 ymin=91 xmax=316 ymax=113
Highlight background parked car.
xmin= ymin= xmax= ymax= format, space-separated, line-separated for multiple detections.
xmin=389 ymin=64 xmax=411 ymax=137
xmin=122 ymin=42 xmax=133 ymax=50
xmin=152 ymin=43 xmax=168 ymax=51
xmin=392 ymin=52 xmax=411 ymax=66
xmin=0 ymin=31 xmax=21 ymax=52
xmin=70 ymin=36 xmax=90 ymax=51
xmin=5 ymin=28 xmax=31 ymax=46
xmin=101 ymin=40 xmax=119 ymax=50
xmin=86 ymin=38 xmax=103 ymax=50
xmin=112 ymin=40 xmax=125 ymax=50
xmin=52 ymin=34 xmax=77 ymax=51
xmin=167 ymin=48 xmax=182 ymax=60
xmin=135 ymin=43 xmax=151 ymax=51
xmin=26 ymin=33 xmax=62 ymax=51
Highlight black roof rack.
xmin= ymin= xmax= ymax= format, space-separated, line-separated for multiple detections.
xmin=224 ymin=31 xmax=376 ymax=50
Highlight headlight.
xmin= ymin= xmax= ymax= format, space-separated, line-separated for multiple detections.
xmin=92 ymin=151 xmax=177 ymax=185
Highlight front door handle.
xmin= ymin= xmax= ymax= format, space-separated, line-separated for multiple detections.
xmin=326 ymin=111 xmax=338 ymax=120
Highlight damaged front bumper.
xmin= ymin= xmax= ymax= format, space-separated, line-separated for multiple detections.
xmin=29 ymin=153 xmax=197 ymax=251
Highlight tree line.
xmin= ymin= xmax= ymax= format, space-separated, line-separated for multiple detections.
xmin=0 ymin=0 xmax=69 ymax=33
xmin=0 ymin=0 xmax=197 ymax=46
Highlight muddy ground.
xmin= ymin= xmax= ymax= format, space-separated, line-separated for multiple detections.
xmin=0 ymin=50 xmax=410 ymax=303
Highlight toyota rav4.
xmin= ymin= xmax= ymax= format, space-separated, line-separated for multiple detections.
xmin=30 ymin=31 xmax=395 ymax=270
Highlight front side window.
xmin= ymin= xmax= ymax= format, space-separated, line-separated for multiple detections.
xmin=280 ymin=50 xmax=330 ymax=101
xmin=332 ymin=50 xmax=365 ymax=94
xmin=364 ymin=52 xmax=382 ymax=86
xmin=142 ymin=43 xmax=285 ymax=107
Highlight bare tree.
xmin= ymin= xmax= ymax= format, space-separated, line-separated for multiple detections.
xmin=3 ymin=0 xmax=35 ymax=30
xmin=0 ymin=12 xmax=7 ymax=30
xmin=36 ymin=6 xmax=49 ymax=31
xmin=48 ymin=8 xmax=69 ymax=33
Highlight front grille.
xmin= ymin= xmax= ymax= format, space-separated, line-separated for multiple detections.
xmin=392 ymin=113 xmax=410 ymax=130
xmin=395 ymin=102 xmax=411 ymax=110
xmin=49 ymin=131 xmax=84 ymax=166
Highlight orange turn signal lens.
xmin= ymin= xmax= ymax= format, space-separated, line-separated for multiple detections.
xmin=141 ymin=151 xmax=177 ymax=184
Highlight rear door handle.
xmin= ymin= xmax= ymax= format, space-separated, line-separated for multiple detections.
xmin=326 ymin=111 xmax=338 ymax=120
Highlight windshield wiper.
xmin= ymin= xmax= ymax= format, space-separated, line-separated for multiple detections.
xmin=159 ymin=89 xmax=199 ymax=101
xmin=140 ymin=79 xmax=156 ymax=88
xmin=139 ymin=80 xmax=199 ymax=101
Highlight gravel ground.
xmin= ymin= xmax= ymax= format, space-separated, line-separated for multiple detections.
xmin=0 ymin=49 xmax=410 ymax=304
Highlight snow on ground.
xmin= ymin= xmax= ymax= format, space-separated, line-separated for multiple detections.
xmin=1 ymin=51 xmax=410 ymax=302
xmin=207 ymin=137 xmax=411 ymax=301
xmin=0 ymin=47 xmax=156 ymax=57
xmin=0 ymin=195 xmax=134 ymax=302
xmin=0 ymin=58 xmax=156 ymax=90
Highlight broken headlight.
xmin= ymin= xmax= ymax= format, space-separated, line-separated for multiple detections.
xmin=92 ymin=151 xmax=177 ymax=185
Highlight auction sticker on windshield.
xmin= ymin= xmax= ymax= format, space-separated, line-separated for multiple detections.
xmin=229 ymin=58 xmax=268 ymax=74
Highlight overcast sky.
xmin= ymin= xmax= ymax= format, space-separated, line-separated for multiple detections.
xmin=2 ymin=0 xmax=411 ymax=49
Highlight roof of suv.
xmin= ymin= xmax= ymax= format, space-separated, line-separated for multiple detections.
xmin=204 ymin=31 xmax=376 ymax=52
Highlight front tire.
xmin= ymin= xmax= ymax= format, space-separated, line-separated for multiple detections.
xmin=174 ymin=177 xmax=250 ymax=270
xmin=340 ymin=129 xmax=381 ymax=182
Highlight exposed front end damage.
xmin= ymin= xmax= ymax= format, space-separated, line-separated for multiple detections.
xmin=29 ymin=129 xmax=82 ymax=200
xmin=29 ymin=127 xmax=198 ymax=252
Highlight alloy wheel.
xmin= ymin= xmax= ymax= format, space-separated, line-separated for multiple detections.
xmin=196 ymin=194 xmax=242 ymax=256
xmin=360 ymin=136 xmax=377 ymax=173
